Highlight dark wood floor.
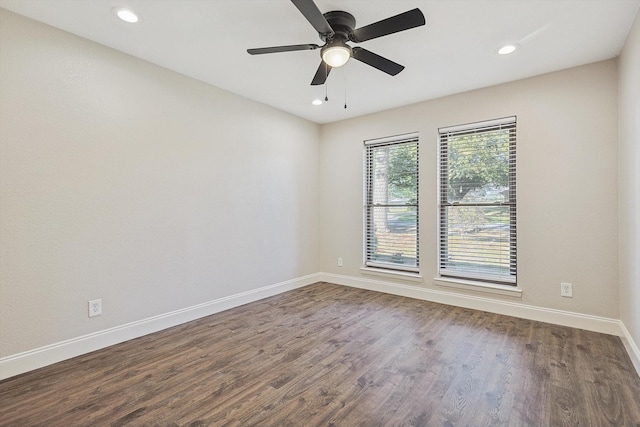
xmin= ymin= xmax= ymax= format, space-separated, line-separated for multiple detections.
xmin=1 ymin=282 xmax=639 ymax=426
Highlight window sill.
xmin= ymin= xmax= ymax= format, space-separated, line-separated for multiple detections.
xmin=434 ymin=277 xmax=522 ymax=298
xmin=360 ymin=266 xmax=423 ymax=283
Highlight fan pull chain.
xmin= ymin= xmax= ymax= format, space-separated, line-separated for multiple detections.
xmin=344 ymin=66 xmax=348 ymax=109
xmin=324 ymin=62 xmax=329 ymax=101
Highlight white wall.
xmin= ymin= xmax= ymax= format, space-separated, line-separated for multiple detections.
xmin=619 ymin=12 xmax=640 ymax=353
xmin=320 ymin=60 xmax=619 ymax=319
xmin=0 ymin=9 xmax=320 ymax=358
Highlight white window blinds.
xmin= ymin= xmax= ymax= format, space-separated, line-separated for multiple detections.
xmin=364 ymin=133 xmax=419 ymax=273
xmin=438 ymin=117 xmax=516 ymax=284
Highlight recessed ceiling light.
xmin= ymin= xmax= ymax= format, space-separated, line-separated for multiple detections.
xmin=498 ymin=44 xmax=517 ymax=55
xmin=114 ymin=7 xmax=140 ymax=23
xmin=312 ymin=99 xmax=323 ymax=106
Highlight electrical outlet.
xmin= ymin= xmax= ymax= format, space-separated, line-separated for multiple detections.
xmin=88 ymin=299 xmax=102 ymax=317
xmin=561 ymin=283 xmax=573 ymax=298
xmin=338 ymin=257 xmax=343 ymax=267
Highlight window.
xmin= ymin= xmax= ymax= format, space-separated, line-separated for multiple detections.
xmin=364 ymin=133 xmax=419 ymax=273
xmin=438 ymin=117 xmax=516 ymax=284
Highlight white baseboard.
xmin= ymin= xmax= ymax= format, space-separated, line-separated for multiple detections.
xmin=0 ymin=273 xmax=321 ymax=381
xmin=320 ymin=272 xmax=623 ymax=337
xmin=3 ymin=272 xmax=638 ymax=381
xmin=324 ymin=272 xmax=640 ymax=377
xmin=619 ymin=322 xmax=640 ymax=377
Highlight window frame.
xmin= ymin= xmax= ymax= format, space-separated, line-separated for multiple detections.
xmin=363 ymin=132 xmax=420 ymax=274
xmin=438 ymin=117 xmax=517 ymax=285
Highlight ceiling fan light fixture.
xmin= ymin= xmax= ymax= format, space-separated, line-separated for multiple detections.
xmin=322 ymin=44 xmax=351 ymax=67
xmin=247 ymin=2 xmax=426 ymax=85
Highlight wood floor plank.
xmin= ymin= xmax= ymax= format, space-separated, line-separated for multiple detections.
xmin=1 ymin=282 xmax=639 ymax=426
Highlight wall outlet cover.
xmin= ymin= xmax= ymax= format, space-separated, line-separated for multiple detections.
xmin=88 ymin=299 xmax=102 ymax=317
xmin=561 ymin=283 xmax=573 ymax=298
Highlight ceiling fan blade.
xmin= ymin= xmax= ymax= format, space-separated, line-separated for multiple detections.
xmin=291 ymin=0 xmax=334 ymax=36
xmin=311 ymin=61 xmax=332 ymax=85
xmin=352 ymin=47 xmax=404 ymax=76
xmin=247 ymin=44 xmax=320 ymax=55
xmin=350 ymin=8 xmax=425 ymax=43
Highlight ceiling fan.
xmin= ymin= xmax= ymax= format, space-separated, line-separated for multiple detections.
xmin=247 ymin=0 xmax=426 ymax=85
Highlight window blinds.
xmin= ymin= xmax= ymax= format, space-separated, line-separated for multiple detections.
xmin=364 ymin=133 xmax=419 ymax=273
xmin=438 ymin=117 xmax=516 ymax=284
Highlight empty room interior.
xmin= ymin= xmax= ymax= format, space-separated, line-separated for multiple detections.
xmin=1 ymin=0 xmax=640 ymax=425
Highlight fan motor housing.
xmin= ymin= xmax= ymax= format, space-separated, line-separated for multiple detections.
xmin=322 ymin=11 xmax=356 ymax=42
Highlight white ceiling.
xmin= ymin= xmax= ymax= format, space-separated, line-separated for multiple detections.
xmin=1 ymin=0 xmax=638 ymax=124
